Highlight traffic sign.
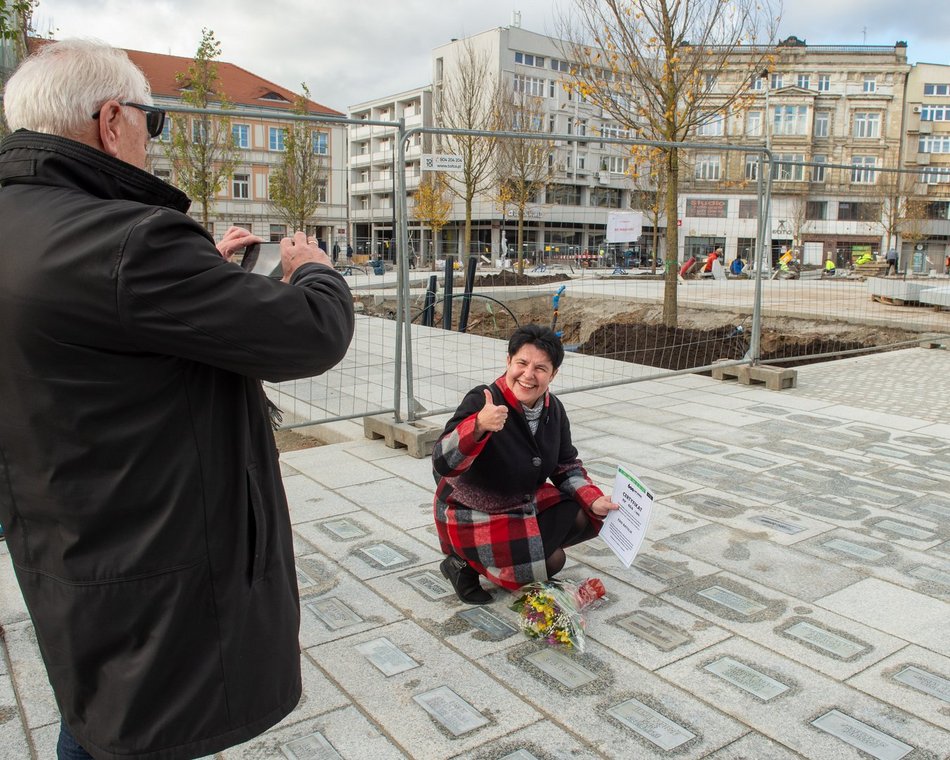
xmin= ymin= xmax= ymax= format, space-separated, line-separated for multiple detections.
xmin=422 ymin=154 xmax=464 ymax=172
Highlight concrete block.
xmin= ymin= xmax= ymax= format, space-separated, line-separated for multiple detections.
xmin=363 ymin=414 xmax=441 ymax=458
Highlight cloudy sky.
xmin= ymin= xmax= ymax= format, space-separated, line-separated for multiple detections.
xmin=30 ymin=0 xmax=950 ymax=112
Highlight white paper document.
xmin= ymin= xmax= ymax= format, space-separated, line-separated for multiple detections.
xmin=600 ymin=465 xmax=654 ymax=567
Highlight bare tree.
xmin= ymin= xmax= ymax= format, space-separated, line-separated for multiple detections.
xmin=435 ymin=40 xmax=497 ymax=265
xmin=412 ymin=172 xmax=452 ymax=269
xmin=269 ymin=84 xmax=328 ymax=233
xmin=166 ymin=28 xmax=238 ymax=230
xmin=494 ymin=85 xmax=555 ymax=274
xmin=560 ymin=0 xmax=779 ymax=325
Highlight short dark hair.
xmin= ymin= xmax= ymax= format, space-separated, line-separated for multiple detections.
xmin=508 ymin=324 xmax=564 ymax=369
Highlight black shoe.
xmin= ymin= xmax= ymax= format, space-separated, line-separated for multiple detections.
xmin=440 ymin=555 xmax=492 ymax=605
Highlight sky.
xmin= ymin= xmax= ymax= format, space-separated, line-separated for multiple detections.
xmin=29 ymin=0 xmax=950 ymax=113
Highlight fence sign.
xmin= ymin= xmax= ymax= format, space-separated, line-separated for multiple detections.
xmin=422 ymin=154 xmax=464 ymax=172
xmin=606 ymin=211 xmax=644 ymax=243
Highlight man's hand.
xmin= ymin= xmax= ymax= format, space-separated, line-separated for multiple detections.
xmin=216 ymin=226 xmax=262 ymax=262
xmin=590 ymin=495 xmax=620 ymax=517
xmin=280 ymin=231 xmax=332 ymax=283
xmin=474 ymin=388 xmax=508 ymax=439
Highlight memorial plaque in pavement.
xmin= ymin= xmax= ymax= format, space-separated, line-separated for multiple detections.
xmin=870 ymin=518 xmax=937 ymax=542
xmin=306 ymin=598 xmax=364 ymax=631
xmin=280 ymin=731 xmax=343 ymax=760
xmin=811 ymin=710 xmax=913 ymax=760
xmin=873 ymin=469 xmax=944 ymax=491
xmin=321 ymin=518 xmax=367 ymax=540
xmin=632 ymin=554 xmax=688 ymax=583
xmin=412 ymin=686 xmax=489 ymax=736
xmin=730 ymin=452 xmax=774 ymax=468
xmin=458 ymin=607 xmax=519 ymax=641
xmin=773 ymin=464 xmax=838 ymax=488
xmin=894 ymin=434 xmax=947 ymax=450
xmin=673 ymin=493 xmax=744 ymax=519
xmin=893 ymin=666 xmax=950 ymax=703
xmin=747 ymin=404 xmax=788 ymax=416
xmin=616 ymin=611 xmax=690 ymax=652
xmin=749 ymin=515 xmax=806 ymax=535
xmin=822 ymin=538 xmax=888 ymax=562
xmin=901 ymin=496 xmax=950 ymax=522
xmin=698 ymin=586 xmax=767 ymax=616
xmin=787 ymin=413 xmax=840 ymax=428
xmin=355 ymin=637 xmax=420 ymax=677
xmin=676 ymin=462 xmax=727 ymax=484
xmin=704 ymin=657 xmax=789 ymax=701
xmin=404 ymin=570 xmax=455 ymax=600
xmin=788 ymin=495 xmax=866 ymax=522
xmin=907 ymin=564 xmax=950 ymax=587
xmin=726 ymin=478 xmax=792 ymax=502
xmin=525 ymin=649 xmax=598 ymax=689
xmin=607 ymin=698 xmax=696 ymax=751
xmin=782 ymin=621 xmax=865 ymax=659
xmin=296 ymin=568 xmax=318 ymax=590
xmin=864 ymin=444 xmax=914 ymax=461
xmin=499 ymin=751 xmax=539 ymax=760
xmin=833 ymin=479 xmax=906 ymax=507
xmin=674 ymin=440 xmax=728 ymax=455
xmin=359 ymin=543 xmax=410 ymax=567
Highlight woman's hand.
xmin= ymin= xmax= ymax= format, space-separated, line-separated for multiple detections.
xmin=474 ymin=388 xmax=507 ymax=439
xmin=590 ymin=495 xmax=620 ymax=517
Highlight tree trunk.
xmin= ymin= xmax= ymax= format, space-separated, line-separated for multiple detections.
xmin=662 ymin=147 xmax=679 ymax=327
xmin=517 ymin=211 xmax=526 ymax=275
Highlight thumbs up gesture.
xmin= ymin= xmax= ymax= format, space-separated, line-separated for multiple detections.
xmin=475 ymin=388 xmax=508 ymax=439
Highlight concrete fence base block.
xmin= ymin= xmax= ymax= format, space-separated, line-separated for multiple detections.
xmin=363 ymin=414 xmax=442 ymax=458
xmin=918 ymin=333 xmax=947 ymax=349
xmin=711 ymin=361 xmax=798 ymax=391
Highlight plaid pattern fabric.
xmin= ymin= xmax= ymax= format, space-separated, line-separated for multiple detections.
xmin=432 ymin=378 xmax=604 ymax=590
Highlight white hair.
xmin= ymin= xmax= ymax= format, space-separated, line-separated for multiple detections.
xmin=3 ymin=38 xmax=153 ymax=139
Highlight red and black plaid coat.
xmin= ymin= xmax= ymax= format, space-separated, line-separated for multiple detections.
xmin=432 ymin=376 xmax=603 ymax=589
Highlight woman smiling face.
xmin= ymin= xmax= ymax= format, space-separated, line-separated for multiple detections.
xmin=505 ymin=343 xmax=558 ymax=407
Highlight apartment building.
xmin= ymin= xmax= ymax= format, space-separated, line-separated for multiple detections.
xmin=125 ymin=49 xmax=348 ymax=250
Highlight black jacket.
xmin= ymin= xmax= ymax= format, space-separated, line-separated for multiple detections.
xmin=0 ymin=131 xmax=354 ymax=759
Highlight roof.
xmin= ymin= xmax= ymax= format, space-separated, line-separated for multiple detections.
xmin=28 ymin=38 xmax=342 ymax=116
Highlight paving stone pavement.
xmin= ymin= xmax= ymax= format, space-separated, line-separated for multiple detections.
xmin=1 ymin=347 xmax=949 ymax=759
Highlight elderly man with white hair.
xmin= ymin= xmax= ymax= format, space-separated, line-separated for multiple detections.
xmin=0 ymin=39 xmax=354 ymax=759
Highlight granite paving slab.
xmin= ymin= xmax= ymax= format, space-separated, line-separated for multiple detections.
xmin=656 ymin=638 xmax=950 ymax=759
xmin=282 ymin=473 xmax=363 ymax=524
xmin=657 ymin=524 xmax=863 ymax=600
xmin=703 ymin=732 xmax=805 ymax=759
xmin=337 ymin=476 xmax=435 ymax=531
xmin=0 ymin=544 xmax=28 ymax=626
xmin=767 ymin=441 xmax=885 ymax=477
xmin=313 ymin=620 xmax=540 ymax=759
xmin=281 ymin=446 xmax=393 ymax=489
xmin=448 ymin=720 xmax=605 ymax=760
xmin=818 ymin=578 xmax=949 ymax=652
xmin=3 ymin=621 xmax=57 ymax=730
xmin=0 ymin=665 xmax=30 ymax=760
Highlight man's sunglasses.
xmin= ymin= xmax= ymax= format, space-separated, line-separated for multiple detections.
xmin=91 ymin=101 xmax=166 ymax=139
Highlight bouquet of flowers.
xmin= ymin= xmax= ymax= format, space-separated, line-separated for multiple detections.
xmin=510 ymin=578 xmax=606 ymax=652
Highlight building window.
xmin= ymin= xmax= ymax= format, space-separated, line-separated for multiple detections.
xmin=192 ymin=119 xmax=208 ymax=144
xmin=750 ymin=76 xmax=764 ymax=91
xmin=694 ymin=153 xmax=721 ymax=180
xmin=925 ymin=200 xmax=950 ymax=219
xmin=514 ymin=51 xmax=545 ymax=67
xmin=770 ymin=73 xmax=783 ymax=89
xmin=850 ymin=156 xmax=877 ymax=184
xmin=853 ymin=112 xmax=881 ymax=138
xmin=269 ymin=127 xmax=286 ymax=151
xmin=312 ymin=131 xmax=328 ymax=155
xmin=814 ymin=111 xmax=830 ymax=138
xmin=919 ymin=135 xmax=950 ymax=153
xmin=159 ymin=116 xmax=172 ymax=143
xmin=837 ymin=201 xmax=878 ymax=221
xmin=232 ymin=173 xmax=249 ymax=199
xmin=919 ymin=167 xmax=950 ymax=184
xmin=920 ymin=105 xmax=950 ymax=121
xmin=232 ymin=123 xmax=249 ymax=149
xmin=738 ymin=199 xmax=758 ymax=218
xmin=546 ymin=184 xmax=582 ymax=205
xmin=797 ymin=74 xmax=810 ymax=89
xmin=745 ymin=154 xmax=759 ymax=180
xmin=863 ymin=77 xmax=876 ymax=93
xmin=745 ymin=110 xmax=763 ymax=136
xmin=550 ymin=58 xmax=570 ymax=72
xmin=601 ymin=155 xmax=629 ymax=174
xmin=269 ymin=224 xmax=287 ymax=242
xmin=817 ymin=74 xmax=830 ymax=92
xmin=696 ymin=112 xmax=724 ymax=137
xmin=811 ymin=154 xmax=826 ymax=183
xmin=924 ymin=83 xmax=950 ymax=96
xmin=805 ymin=201 xmax=827 ymax=220
xmin=316 ymin=180 xmax=328 ymax=203
xmin=590 ymin=187 xmax=622 ymax=208
xmin=775 ymin=153 xmax=805 ymax=181
xmin=773 ymin=105 xmax=808 ymax=135
xmin=154 ymin=168 xmax=171 ymax=183
xmin=705 ymin=73 xmax=716 ymax=90
xmin=513 ymin=74 xmax=547 ymax=98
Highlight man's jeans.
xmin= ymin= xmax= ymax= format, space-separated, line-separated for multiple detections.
xmin=58 ymin=719 xmax=94 ymax=760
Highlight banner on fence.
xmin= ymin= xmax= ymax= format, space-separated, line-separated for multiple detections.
xmin=606 ymin=211 xmax=643 ymax=244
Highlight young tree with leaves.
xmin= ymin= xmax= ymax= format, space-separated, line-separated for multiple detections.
xmin=166 ymin=28 xmax=237 ymax=230
xmin=270 ymin=84 xmax=328 ymax=233
xmin=413 ymin=172 xmax=452 ymax=269
xmin=561 ymin=0 xmax=778 ymax=325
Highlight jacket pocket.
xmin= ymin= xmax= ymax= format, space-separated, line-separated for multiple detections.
xmin=246 ymin=464 xmax=268 ymax=584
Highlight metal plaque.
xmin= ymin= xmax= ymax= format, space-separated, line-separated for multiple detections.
xmin=697 ymin=585 xmax=766 ymax=616
xmin=306 ymin=597 xmax=364 ymax=631
xmin=822 ymin=539 xmax=887 ymax=561
xmin=704 ymin=657 xmax=789 ymax=701
xmin=281 ymin=731 xmax=344 ymax=760
xmin=616 ymin=611 xmax=690 ymax=652
xmin=785 ymin=622 xmax=864 ymax=658
xmin=296 ymin=568 xmax=318 ymax=589
xmin=355 ymin=637 xmax=420 ymax=677
xmin=405 ymin=571 xmax=455 ymax=600
xmin=632 ymin=555 xmax=688 ymax=582
xmin=675 ymin=440 xmax=727 ymax=455
xmin=607 ymin=698 xmax=695 ymax=751
xmin=893 ymin=666 xmax=950 ymax=703
xmin=874 ymin=520 xmax=934 ymax=541
xmin=749 ymin=515 xmax=806 ymax=534
xmin=525 ymin=649 xmax=598 ymax=689
xmin=359 ymin=543 xmax=410 ymax=567
xmin=908 ymin=564 xmax=950 ymax=586
xmin=322 ymin=518 xmax=367 ymax=540
xmin=811 ymin=710 xmax=912 ymax=760
xmin=731 ymin=453 xmax=773 ymax=468
xmin=457 ymin=607 xmax=519 ymax=640
xmin=413 ymin=686 xmax=488 ymax=736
